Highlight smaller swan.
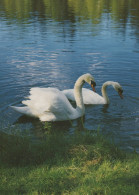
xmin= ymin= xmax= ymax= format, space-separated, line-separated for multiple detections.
xmin=63 ymin=81 xmax=123 ymax=105
xmin=11 ymin=73 xmax=96 ymax=121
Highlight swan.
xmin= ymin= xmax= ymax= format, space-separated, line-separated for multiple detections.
xmin=11 ymin=73 xmax=96 ymax=121
xmin=62 ymin=81 xmax=123 ymax=105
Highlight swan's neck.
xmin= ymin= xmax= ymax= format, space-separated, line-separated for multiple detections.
xmin=74 ymin=76 xmax=85 ymax=115
xmin=101 ymin=81 xmax=111 ymax=104
xmin=101 ymin=81 xmax=117 ymax=104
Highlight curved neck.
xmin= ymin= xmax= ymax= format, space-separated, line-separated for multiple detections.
xmin=74 ymin=75 xmax=85 ymax=115
xmin=101 ymin=81 xmax=116 ymax=104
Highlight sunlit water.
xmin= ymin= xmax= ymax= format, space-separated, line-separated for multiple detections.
xmin=0 ymin=0 xmax=139 ymax=152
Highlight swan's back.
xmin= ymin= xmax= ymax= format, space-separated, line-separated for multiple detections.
xmin=63 ymin=88 xmax=105 ymax=104
xmin=62 ymin=89 xmax=75 ymax=102
xmin=82 ymin=88 xmax=105 ymax=104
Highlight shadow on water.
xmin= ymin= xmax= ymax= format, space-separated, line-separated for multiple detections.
xmin=12 ymin=114 xmax=87 ymax=138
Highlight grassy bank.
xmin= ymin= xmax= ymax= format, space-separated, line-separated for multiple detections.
xmin=0 ymin=130 xmax=139 ymax=195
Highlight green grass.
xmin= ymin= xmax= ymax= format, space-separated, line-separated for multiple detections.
xmin=0 ymin=129 xmax=139 ymax=195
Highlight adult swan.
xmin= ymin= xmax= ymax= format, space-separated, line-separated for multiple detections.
xmin=11 ymin=73 xmax=96 ymax=121
xmin=63 ymin=81 xmax=123 ymax=105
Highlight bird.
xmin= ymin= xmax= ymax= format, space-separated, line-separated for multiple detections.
xmin=62 ymin=81 xmax=123 ymax=105
xmin=11 ymin=73 xmax=96 ymax=121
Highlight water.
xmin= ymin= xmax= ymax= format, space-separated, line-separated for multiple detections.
xmin=0 ymin=0 xmax=139 ymax=152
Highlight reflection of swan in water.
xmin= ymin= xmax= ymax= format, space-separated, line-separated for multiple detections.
xmin=11 ymin=73 xmax=96 ymax=121
xmin=63 ymin=81 xmax=123 ymax=104
xmin=102 ymin=104 xmax=110 ymax=113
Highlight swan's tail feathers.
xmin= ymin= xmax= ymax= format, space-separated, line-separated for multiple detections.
xmin=10 ymin=106 xmax=33 ymax=116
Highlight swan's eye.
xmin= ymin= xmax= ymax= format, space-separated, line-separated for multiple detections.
xmin=91 ymin=80 xmax=96 ymax=86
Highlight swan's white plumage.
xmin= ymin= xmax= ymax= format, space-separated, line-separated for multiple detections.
xmin=63 ymin=88 xmax=105 ymax=104
xmin=11 ymin=73 xmax=96 ymax=121
xmin=63 ymin=81 xmax=123 ymax=105
xmin=12 ymin=88 xmax=76 ymax=121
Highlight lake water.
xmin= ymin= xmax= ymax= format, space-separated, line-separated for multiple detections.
xmin=0 ymin=0 xmax=139 ymax=152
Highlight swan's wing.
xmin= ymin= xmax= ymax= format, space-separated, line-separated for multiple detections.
xmin=22 ymin=87 xmax=75 ymax=119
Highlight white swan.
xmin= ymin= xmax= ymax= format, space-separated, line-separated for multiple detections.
xmin=11 ymin=73 xmax=96 ymax=121
xmin=63 ymin=81 xmax=123 ymax=105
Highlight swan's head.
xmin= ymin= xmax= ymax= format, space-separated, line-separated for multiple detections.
xmin=114 ymin=82 xmax=123 ymax=99
xmin=83 ymin=73 xmax=96 ymax=92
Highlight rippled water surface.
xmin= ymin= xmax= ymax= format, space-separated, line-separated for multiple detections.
xmin=0 ymin=0 xmax=139 ymax=152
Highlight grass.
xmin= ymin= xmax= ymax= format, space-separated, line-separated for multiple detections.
xmin=0 ymin=129 xmax=139 ymax=195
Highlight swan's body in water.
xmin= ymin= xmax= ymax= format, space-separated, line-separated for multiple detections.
xmin=63 ymin=81 xmax=123 ymax=105
xmin=11 ymin=73 xmax=96 ymax=121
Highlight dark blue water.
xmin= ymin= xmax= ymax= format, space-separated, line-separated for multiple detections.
xmin=0 ymin=0 xmax=139 ymax=152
